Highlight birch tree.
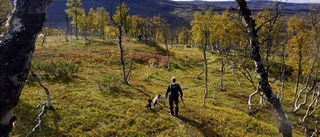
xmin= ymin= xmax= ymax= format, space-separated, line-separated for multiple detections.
xmin=0 ymin=0 xmax=51 ymax=135
xmin=159 ymin=18 xmax=171 ymax=71
xmin=292 ymin=6 xmax=320 ymax=136
xmin=177 ymin=27 xmax=190 ymax=47
xmin=191 ymin=9 xmax=212 ymax=106
xmin=108 ymin=0 xmax=131 ymax=85
xmin=248 ymin=2 xmax=285 ymax=107
xmin=235 ymin=0 xmax=292 ymax=136
xmin=65 ymin=0 xmax=85 ymax=40
xmin=287 ymin=16 xmax=311 ymax=105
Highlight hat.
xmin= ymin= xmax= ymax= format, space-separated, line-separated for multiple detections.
xmin=171 ymin=77 xmax=176 ymax=83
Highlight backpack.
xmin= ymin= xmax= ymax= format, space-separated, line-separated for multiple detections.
xmin=170 ymin=83 xmax=179 ymax=98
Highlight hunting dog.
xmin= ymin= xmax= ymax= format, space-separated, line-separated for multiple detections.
xmin=145 ymin=99 xmax=152 ymax=109
xmin=153 ymin=94 xmax=161 ymax=108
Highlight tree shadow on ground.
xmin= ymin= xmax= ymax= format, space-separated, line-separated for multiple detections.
xmin=141 ymin=40 xmax=168 ymax=55
xmin=26 ymin=74 xmax=80 ymax=86
xmin=132 ymin=84 xmax=152 ymax=98
xmin=176 ymin=114 xmax=221 ymax=137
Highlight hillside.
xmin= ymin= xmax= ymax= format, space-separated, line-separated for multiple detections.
xmin=44 ymin=0 xmax=313 ymax=28
xmin=10 ymin=36 xmax=308 ymax=136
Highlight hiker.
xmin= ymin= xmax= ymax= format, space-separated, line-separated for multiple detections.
xmin=166 ymin=77 xmax=183 ymax=116
xmin=137 ymin=34 xmax=142 ymax=41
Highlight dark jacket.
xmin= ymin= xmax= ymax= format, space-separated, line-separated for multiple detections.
xmin=166 ymin=83 xmax=183 ymax=99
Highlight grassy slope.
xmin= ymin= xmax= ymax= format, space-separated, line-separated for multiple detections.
xmin=11 ymin=36 xmax=307 ymax=137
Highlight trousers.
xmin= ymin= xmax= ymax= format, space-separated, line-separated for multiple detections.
xmin=169 ymin=96 xmax=179 ymax=115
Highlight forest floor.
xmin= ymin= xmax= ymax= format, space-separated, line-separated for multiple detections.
xmin=10 ymin=36 xmax=309 ymax=136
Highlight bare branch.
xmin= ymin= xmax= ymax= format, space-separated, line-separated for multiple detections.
xmin=26 ymin=104 xmax=48 ymax=137
xmin=302 ymin=90 xmax=320 ymax=122
xmin=25 ymin=71 xmax=53 ymax=136
xmin=106 ymin=2 xmax=117 ymax=27
xmin=248 ymin=83 xmax=260 ymax=109
xmin=31 ymin=71 xmax=53 ymax=108
xmin=256 ymin=14 xmax=280 ymax=33
xmin=309 ymin=96 xmax=320 ymax=115
xmin=310 ymin=120 xmax=319 ymax=137
xmin=196 ymin=65 xmax=204 ymax=79
xmin=231 ymin=65 xmax=246 ymax=96
xmin=293 ymin=80 xmax=316 ymax=113
xmin=238 ymin=66 xmax=255 ymax=88
xmin=126 ymin=56 xmax=134 ymax=83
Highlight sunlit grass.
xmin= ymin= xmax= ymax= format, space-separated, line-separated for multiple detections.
xmin=11 ymin=36 xmax=306 ymax=136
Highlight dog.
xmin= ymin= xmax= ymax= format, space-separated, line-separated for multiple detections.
xmin=153 ymin=94 xmax=161 ymax=108
xmin=145 ymin=99 xmax=152 ymax=109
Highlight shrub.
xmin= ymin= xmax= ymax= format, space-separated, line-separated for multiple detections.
xmin=133 ymin=52 xmax=167 ymax=67
xmin=142 ymin=40 xmax=158 ymax=47
xmin=32 ymin=60 xmax=79 ymax=80
xmin=97 ymin=74 xmax=121 ymax=93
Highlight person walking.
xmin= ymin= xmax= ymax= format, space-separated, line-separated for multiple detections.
xmin=166 ymin=77 xmax=183 ymax=116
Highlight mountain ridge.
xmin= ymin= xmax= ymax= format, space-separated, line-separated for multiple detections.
xmin=44 ymin=0 xmax=314 ymax=28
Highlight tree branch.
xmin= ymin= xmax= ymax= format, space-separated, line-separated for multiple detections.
xmin=31 ymin=71 xmax=53 ymax=108
xmin=310 ymin=120 xmax=319 ymax=137
xmin=293 ymin=80 xmax=316 ymax=113
xmin=248 ymin=83 xmax=260 ymax=109
xmin=196 ymin=65 xmax=204 ymax=79
xmin=26 ymin=103 xmax=48 ymax=137
xmin=302 ymin=89 xmax=320 ymax=122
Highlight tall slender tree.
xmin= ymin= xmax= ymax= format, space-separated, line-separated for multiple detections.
xmin=235 ymin=0 xmax=292 ymax=136
xmin=191 ymin=9 xmax=212 ymax=106
xmin=65 ymin=0 xmax=85 ymax=40
xmin=108 ymin=0 xmax=131 ymax=85
xmin=191 ymin=11 xmax=205 ymax=46
xmin=113 ymin=2 xmax=131 ymax=35
xmin=177 ymin=27 xmax=190 ymax=46
xmin=249 ymin=2 xmax=284 ymax=106
xmin=77 ymin=11 xmax=90 ymax=44
xmin=159 ymin=17 xmax=171 ymax=71
xmin=65 ymin=14 xmax=70 ymax=42
xmin=130 ymin=15 xmax=144 ymax=38
xmin=286 ymin=16 xmax=311 ymax=104
xmin=87 ymin=8 xmax=96 ymax=39
xmin=96 ymin=7 xmax=108 ymax=39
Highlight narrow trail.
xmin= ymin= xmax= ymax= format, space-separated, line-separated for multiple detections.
xmin=156 ymin=101 xmax=203 ymax=137
xmin=176 ymin=115 xmax=202 ymax=137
